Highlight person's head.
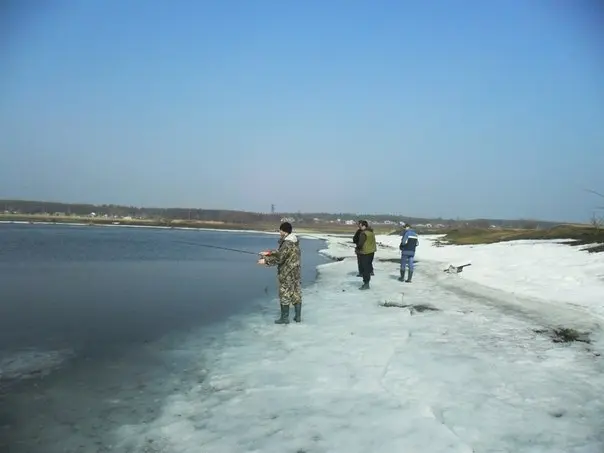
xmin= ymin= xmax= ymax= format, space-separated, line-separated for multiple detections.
xmin=359 ymin=220 xmax=369 ymax=230
xmin=405 ymin=224 xmax=411 ymax=230
xmin=357 ymin=220 xmax=362 ymax=228
xmin=279 ymin=221 xmax=292 ymax=238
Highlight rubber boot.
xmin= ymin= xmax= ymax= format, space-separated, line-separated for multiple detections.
xmin=293 ymin=303 xmax=302 ymax=323
xmin=405 ymin=270 xmax=413 ymax=283
xmin=398 ymin=268 xmax=405 ymax=282
xmin=359 ymin=282 xmax=370 ymax=290
xmin=274 ymin=304 xmax=290 ymax=324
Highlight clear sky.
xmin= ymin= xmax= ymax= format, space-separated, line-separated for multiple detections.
xmin=1 ymin=0 xmax=602 ymax=222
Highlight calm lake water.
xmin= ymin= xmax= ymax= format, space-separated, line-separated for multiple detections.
xmin=0 ymin=223 xmax=328 ymax=452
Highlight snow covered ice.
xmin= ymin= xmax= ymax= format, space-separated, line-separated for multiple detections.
xmin=115 ymin=234 xmax=604 ymax=453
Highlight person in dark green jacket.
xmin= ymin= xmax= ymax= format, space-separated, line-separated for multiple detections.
xmin=355 ymin=220 xmax=377 ymax=290
xmin=352 ymin=220 xmax=362 ymax=277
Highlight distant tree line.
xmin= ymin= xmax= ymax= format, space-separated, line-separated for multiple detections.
xmin=0 ymin=199 xmax=563 ymax=228
xmin=0 ymin=200 xmax=280 ymax=224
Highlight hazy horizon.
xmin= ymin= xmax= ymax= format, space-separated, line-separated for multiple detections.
xmin=0 ymin=196 xmax=585 ymax=224
xmin=1 ymin=1 xmax=603 ymax=223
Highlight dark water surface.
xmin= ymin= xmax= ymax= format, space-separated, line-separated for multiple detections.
xmin=0 ymin=223 xmax=328 ymax=452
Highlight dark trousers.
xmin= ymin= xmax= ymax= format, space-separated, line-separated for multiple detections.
xmin=358 ymin=252 xmax=374 ymax=275
xmin=359 ymin=252 xmax=374 ymax=284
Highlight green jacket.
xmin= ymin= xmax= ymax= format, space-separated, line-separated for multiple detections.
xmin=356 ymin=228 xmax=377 ymax=255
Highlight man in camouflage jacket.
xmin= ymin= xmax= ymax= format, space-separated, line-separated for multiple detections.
xmin=258 ymin=222 xmax=302 ymax=324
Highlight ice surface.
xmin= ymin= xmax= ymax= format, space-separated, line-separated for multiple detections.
xmin=114 ymin=235 xmax=604 ymax=453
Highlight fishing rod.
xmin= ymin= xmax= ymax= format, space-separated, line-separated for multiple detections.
xmin=173 ymin=240 xmax=261 ymax=256
xmin=174 ymin=236 xmax=351 ymax=258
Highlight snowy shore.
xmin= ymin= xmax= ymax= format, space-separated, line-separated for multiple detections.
xmin=115 ymin=234 xmax=604 ymax=453
xmin=372 ymin=234 xmax=604 ymax=323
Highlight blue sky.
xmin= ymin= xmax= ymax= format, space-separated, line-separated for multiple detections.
xmin=1 ymin=0 xmax=602 ymax=222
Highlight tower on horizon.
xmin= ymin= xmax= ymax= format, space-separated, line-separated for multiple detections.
xmin=271 ymin=204 xmax=275 ymax=214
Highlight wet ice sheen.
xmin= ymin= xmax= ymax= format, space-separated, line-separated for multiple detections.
xmin=115 ymin=235 xmax=604 ymax=453
xmin=0 ymin=348 xmax=74 ymax=381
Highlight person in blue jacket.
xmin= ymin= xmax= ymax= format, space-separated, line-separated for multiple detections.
xmin=399 ymin=224 xmax=419 ymax=282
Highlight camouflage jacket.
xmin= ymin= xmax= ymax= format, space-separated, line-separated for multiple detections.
xmin=264 ymin=233 xmax=302 ymax=305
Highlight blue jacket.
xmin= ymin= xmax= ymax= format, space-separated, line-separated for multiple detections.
xmin=400 ymin=228 xmax=419 ymax=256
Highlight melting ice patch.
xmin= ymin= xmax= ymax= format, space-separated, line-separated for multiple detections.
xmin=0 ymin=348 xmax=74 ymax=381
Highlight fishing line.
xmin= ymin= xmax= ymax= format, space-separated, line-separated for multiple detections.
xmin=174 ymin=232 xmax=364 ymax=257
xmin=298 ymin=233 xmax=354 ymax=247
xmin=173 ymin=240 xmax=261 ymax=256
xmin=300 ymin=232 xmax=396 ymax=250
